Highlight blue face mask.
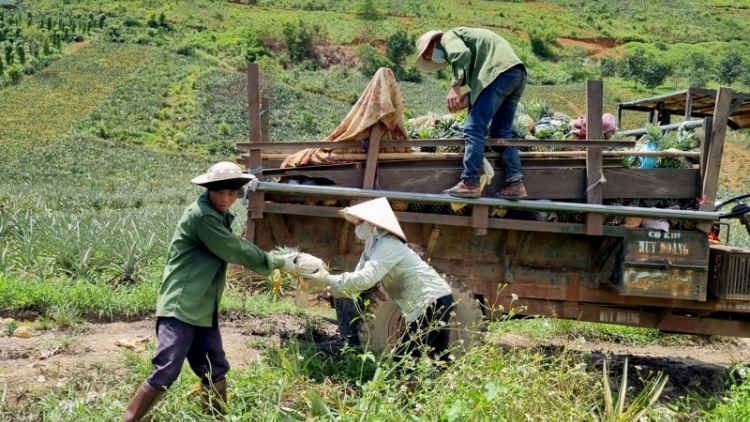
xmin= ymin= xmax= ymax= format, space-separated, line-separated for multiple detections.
xmin=431 ymin=48 xmax=447 ymax=64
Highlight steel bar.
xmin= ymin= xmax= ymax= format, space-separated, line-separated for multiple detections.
xmin=254 ymin=182 xmax=720 ymax=220
xmin=256 ymin=150 xmax=701 ymax=161
xmin=616 ymin=120 xmax=704 ymax=137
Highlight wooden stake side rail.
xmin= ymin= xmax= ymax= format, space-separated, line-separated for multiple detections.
xmin=236 ymin=138 xmax=636 ymax=151
xmin=259 ymin=167 xmax=701 ymax=200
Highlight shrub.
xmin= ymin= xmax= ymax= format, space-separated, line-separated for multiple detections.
xmin=717 ymin=51 xmax=744 ymax=85
xmin=7 ymin=64 xmax=22 ymax=84
xmin=282 ymin=19 xmax=324 ymax=64
xmin=621 ymin=47 xmax=647 ymax=88
xmin=640 ymin=60 xmax=671 ymax=92
xmin=357 ymin=44 xmax=393 ymax=77
xmin=529 ymin=28 xmax=556 ymax=59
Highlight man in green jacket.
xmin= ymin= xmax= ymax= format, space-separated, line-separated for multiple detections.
xmin=122 ymin=161 xmax=297 ymax=422
xmin=415 ymin=27 xmax=528 ymax=200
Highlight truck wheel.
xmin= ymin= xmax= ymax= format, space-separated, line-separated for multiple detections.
xmin=357 ymin=271 xmax=485 ymax=356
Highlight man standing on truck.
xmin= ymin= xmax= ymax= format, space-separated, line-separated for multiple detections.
xmin=122 ymin=161 xmax=298 ymax=422
xmin=415 ymin=27 xmax=528 ymax=200
xmin=301 ymin=197 xmax=456 ymax=363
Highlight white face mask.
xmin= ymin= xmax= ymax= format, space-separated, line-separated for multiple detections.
xmin=355 ymin=221 xmax=374 ymax=240
xmin=431 ymin=48 xmax=447 ymax=64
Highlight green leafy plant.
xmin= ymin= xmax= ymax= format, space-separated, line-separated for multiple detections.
xmin=599 ymin=356 xmax=669 ymax=422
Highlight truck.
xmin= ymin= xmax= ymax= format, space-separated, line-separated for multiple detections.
xmin=237 ymin=64 xmax=750 ymax=353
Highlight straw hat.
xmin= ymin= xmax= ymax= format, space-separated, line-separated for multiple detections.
xmin=338 ymin=197 xmax=407 ymax=241
xmin=414 ymin=30 xmax=447 ymax=73
xmin=190 ymin=161 xmax=255 ymax=186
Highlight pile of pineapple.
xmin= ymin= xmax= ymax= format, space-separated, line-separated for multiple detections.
xmin=405 ymin=112 xmax=467 ymax=154
xmin=512 ymin=100 xmax=573 ymax=152
xmin=624 ymin=123 xmax=700 ymax=169
xmin=555 ymin=198 xmax=698 ymax=230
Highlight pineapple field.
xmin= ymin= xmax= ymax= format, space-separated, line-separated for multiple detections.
xmin=1 ymin=0 xmax=750 ymax=420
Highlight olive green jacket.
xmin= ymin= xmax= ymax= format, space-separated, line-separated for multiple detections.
xmin=439 ymin=27 xmax=523 ymax=105
xmin=156 ymin=191 xmax=283 ymax=327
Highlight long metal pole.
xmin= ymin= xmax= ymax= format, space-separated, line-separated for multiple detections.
xmin=617 ymin=120 xmax=704 ymax=138
xmin=254 ymin=182 xmax=719 ymax=221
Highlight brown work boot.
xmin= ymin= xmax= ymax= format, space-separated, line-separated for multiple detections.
xmin=200 ymin=379 xmax=228 ymax=417
xmin=122 ymin=382 xmax=165 ymax=422
xmin=497 ymin=181 xmax=527 ymax=200
xmin=442 ymin=181 xmax=481 ymax=198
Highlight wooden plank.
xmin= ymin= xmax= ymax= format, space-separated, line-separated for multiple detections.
xmin=262 ymin=168 xmax=701 ymax=200
xmin=362 ymin=123 xmax=384 ymax=189
xmin=235 ymin=138 xmax=635 ymax=150
xmin=258 ymin=151 xmax=698 ymax=162
xmin=699 ymin=117 xmax=712 ymax=192
xmin=698 ymin=87 xmax=732 ymax=232
xmin=244 ymin=63 xmax=261 ymax=242
xmin=472 ymin=205 xmax=489 ymax=236
xmin=585 ymin=80 xmax=604 ymax=236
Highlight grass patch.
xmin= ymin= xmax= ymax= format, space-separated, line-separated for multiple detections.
xmin=497 ymin=317 xmax=726 ymax=347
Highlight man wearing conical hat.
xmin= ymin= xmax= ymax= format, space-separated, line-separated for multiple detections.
xmin=415 ymin=27 xmax=528 ymax=200
xmin=302 ymin=197 xmax=455 ymax=361
xmin=122 ymin=162 xmax=298 ymax=422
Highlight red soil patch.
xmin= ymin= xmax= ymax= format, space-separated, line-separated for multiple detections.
xmin=557 ymin=37 xmax=620 ymax=56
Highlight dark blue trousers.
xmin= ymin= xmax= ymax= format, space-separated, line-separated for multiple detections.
xmin=145 ymin=317 xmax=230 ymax=389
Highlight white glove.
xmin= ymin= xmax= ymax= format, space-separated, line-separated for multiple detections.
xmin=303 ymin=268 xmax=331 ymax=289
xmin=281 ymin=253 xmax=298 ymax=273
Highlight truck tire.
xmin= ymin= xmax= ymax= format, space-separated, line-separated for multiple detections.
xmin=356 ymin=271 xmax=485 ymax=356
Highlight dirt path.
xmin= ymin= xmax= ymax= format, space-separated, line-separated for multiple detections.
xmin=0 ymin=315 xmax=339 ymax=405
xmin=721 ymin=136 xmax=750 ymax=181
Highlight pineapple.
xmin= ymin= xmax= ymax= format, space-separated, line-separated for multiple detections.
xmin=437 ymin=145 xmax=464 ymax=153
xmin=604 ymin=199 xmax=625 ymax=226
xmin=431 ymin=203 xmax=452 ymax=215
xmin=322 ymin=199 xmax=338 ymax=206
xmin=552 ymin=112 xmax=571 ymax=125
xmin=557 ymin=212 xmax=572 ymax=223
xmin=512 ymin=114 xmax=530 ymax=139
xmin=663 ymin=198 xmax=681 ymax=230
xmin=390 ymin=201 xmax=409 ymax=212
xmin=304 ymin=200 xmax=318 ymax=206
xmin=570 ymin=212 xmax=585 ymax=224
xmin=408 ymin=203 xmax=428 ymax=213
xmin=450 ymin=205 xmax=468 ymax=216
xmin=682 ymin=219 xmax=696 ymax=230
xmin=520 ymin=114 xmax=535 ymax=132
xmin=643 ymin=198 xmax=660 ymax=209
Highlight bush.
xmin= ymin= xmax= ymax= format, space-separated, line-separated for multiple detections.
xmin=7 ymin=64 xmax=22 ymax=84
xmin=529 ymin=28 xmax=556 ymax=59
xmin=600 ymin=57 xmax=619 ymax=78
xmin=357 ymin=44 xmax=393 ymax=77
xmin=282 ymin=19 xmax=325 ymax=64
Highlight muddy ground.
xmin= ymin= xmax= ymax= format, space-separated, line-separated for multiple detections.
xmin=2 ymin=314 xmax=749 ymax=406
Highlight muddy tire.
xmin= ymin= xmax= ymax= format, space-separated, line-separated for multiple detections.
xmin=356 ymin=271 xmax=485 ymax=355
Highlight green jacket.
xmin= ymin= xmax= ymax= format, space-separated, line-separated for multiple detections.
xmin=156 ymin=191 xmax=283 ymax=327
xmin=439 ymin=27 xmax=523 ymax=105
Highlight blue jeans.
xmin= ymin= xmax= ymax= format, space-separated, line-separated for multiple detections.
xmin=462 ymin=66 xmax=527 ymax=185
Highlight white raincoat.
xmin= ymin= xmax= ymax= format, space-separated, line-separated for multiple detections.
xmin=329 ymin=230 xmax=452 ymax=323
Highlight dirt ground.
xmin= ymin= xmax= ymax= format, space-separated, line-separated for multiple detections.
xmin=3 ymin=313 xmax=749 ymax=404
xmin=0 ymin=313 xmax=340 ymax=405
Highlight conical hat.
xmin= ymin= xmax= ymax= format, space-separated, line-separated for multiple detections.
xmin=338 ymin=197 xmax=406 ymax=241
